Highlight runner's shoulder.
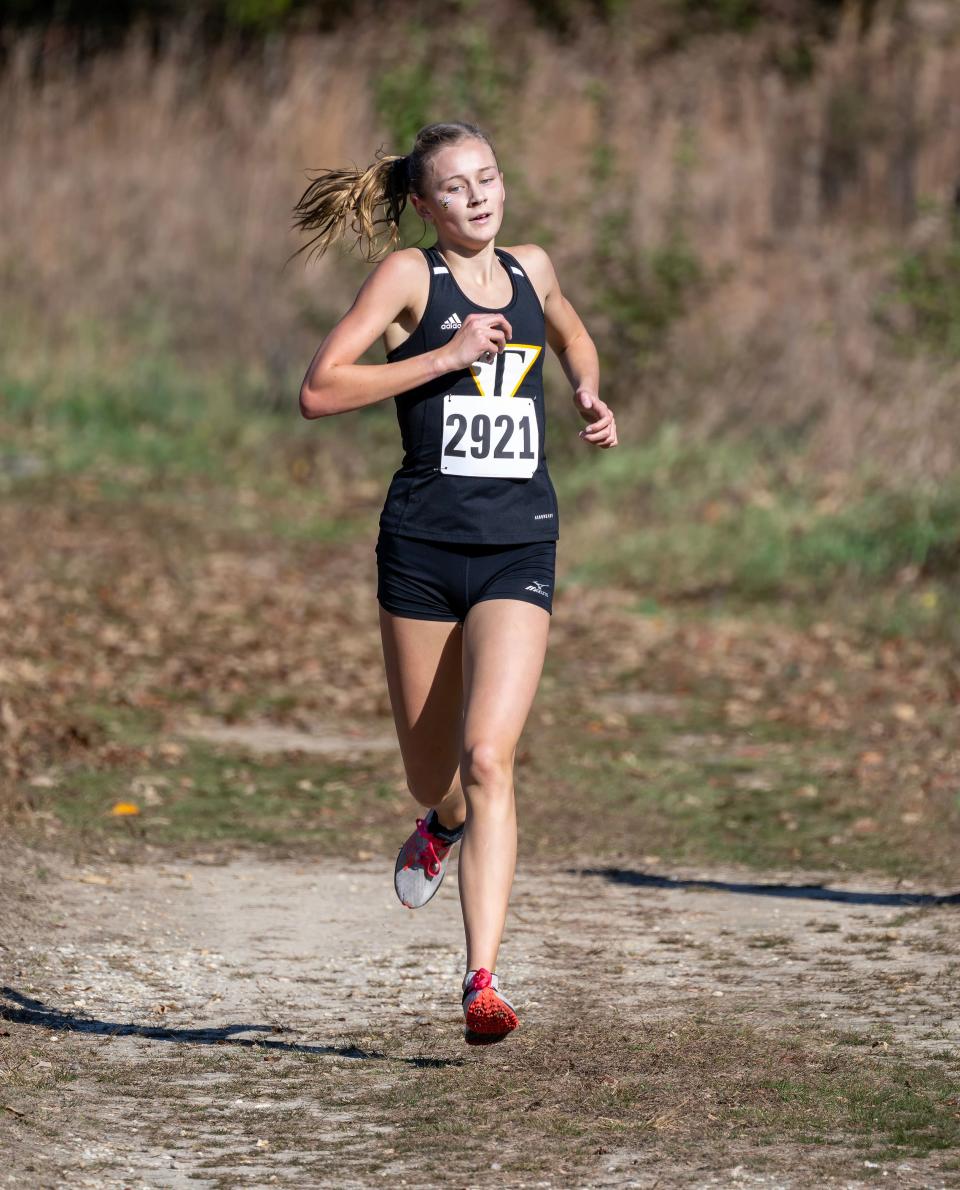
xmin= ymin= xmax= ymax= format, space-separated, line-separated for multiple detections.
xmin=503 ymin=243 xmax=554 ymax=275
xmin=371 ymin=246 xmax=429 ymax=288
xmin=502 ymin=243 xmax=558 ymax=299
xmin=361 ymin=247 xmax=429 ymax=316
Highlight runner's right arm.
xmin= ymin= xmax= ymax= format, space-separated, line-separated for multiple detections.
xmin=300 ymin=252 xmax=511 ymax=418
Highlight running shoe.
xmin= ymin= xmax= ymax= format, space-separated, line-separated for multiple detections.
xmin=462 ymin=968 xmax=519 ymax=1045
xmin=394 ymin=810 xmax=464 ymax=910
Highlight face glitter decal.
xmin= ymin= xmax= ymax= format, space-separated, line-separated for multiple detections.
xmin=440 ymin=196 xmax=452 ymax=208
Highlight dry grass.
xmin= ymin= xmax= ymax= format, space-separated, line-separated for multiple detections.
xmin=3 ymin=998 xmax=958 ymax=1186
xmin=2 ymin=3 xmax=960 ymax=475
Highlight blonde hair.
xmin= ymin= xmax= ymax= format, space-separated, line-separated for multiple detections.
xmin=291 ymin=121 xmax=496 ymax=264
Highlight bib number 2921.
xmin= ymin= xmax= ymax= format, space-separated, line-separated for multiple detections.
xmin=440 ymin=394 xmax=538 ymax=479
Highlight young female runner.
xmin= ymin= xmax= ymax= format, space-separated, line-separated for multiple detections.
xmin=294 ymin=121 xmax=617 ymax=1043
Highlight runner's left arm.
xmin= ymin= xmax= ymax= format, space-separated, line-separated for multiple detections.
xmin=515 ymin=244 xmax=617 ymax=449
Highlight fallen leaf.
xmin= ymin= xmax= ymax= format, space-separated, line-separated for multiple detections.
xmin=0 ymin=699 xmax=22 ymax=740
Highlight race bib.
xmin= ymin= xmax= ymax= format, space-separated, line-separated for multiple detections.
xmin=440 ymin=394 xmax=539 ymax=479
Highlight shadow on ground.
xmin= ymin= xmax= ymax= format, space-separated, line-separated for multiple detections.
xmin=576 ymin=869 xmax=960 ymax=907
xmin=0 ymin=986 xmax=459 ymax=1068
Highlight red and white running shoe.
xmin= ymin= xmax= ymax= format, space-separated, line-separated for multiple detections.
xmin=394 ymin=810 xmax=463 ymax=910
xmin=462 ymin=968 xmax=519 ymax=1045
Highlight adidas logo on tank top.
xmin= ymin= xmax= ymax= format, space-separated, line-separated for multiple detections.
xmin=439 ymin=312 xmax=462 ymax=331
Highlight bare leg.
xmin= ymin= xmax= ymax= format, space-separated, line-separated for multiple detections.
xmin=378 ymin=609 xmax=466 ymax=830
xmin=458 ymin=599 xmax=550 ymax=973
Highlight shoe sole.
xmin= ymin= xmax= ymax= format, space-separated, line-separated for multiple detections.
xmin=463 ymin=988 xmax=519 ymax=1045
xmin=394 ymin=854 xmax=445 ymax=910
xmin=464 ymin=1028 xmax=511 ymax=1046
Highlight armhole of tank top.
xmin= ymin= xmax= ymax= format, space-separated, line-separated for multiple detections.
xmin=421 ymin=246 xmax=443 ymax=327
xmin=387 ymin=246 xmax=437 ymax=361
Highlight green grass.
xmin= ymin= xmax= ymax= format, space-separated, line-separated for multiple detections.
xmin=527 ymin=745 xmax=908 ymax=875
xmin=559 ymin=427 xmax=960 ymax=604
xmin=4 ymin=342 xmax=959 ymax=633
xmin=21 ymin=703 xmax=405 ymax=854
xmin=40 ymin=743 xmax=402 ymax=852
xmin=519 ymin=673 xmax=960 ymax=877
xmin=3 ymin=362 xmax=259 ymax=481
xmin=888 ymin=231 xmax=960 ymax=362
xmin=0 ymin=348 xmax=401 ymax=503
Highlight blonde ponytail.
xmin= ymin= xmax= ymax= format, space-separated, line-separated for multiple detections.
xmin=291 ymin=123 xmax=496 ymax=265
xmin=291 ymin=150 xmax=409 ymax=264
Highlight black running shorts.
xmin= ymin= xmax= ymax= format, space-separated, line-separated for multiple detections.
xmin=376 ymin=531 xmax=556 ymax=622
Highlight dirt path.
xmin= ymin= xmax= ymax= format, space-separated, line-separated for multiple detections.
xmin=2 ymin=846 xmax=957 ymax=1188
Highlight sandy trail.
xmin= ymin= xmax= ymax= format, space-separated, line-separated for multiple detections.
xmin=2 ymin=849 xmax=957 ymax=1188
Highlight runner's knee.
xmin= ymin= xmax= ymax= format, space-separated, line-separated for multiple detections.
xmin=461 ymin=741 xmax=513 ymax=801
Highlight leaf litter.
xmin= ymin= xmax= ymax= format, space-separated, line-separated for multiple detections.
xmin=0 ymin=487 xmax=958 ymax=1185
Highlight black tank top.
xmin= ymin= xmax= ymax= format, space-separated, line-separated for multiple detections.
xmin=378 ymin=246 xmax=559 ymax=545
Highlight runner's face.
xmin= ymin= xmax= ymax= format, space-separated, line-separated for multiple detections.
xmin=418 ymin=140 xmax=504 ymax=244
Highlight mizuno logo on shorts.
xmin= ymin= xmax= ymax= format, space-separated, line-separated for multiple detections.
xmin=524 ymin=581 xmax=550 ymax=597
xmin=440 ymin=312 xmax=462 ymax=331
